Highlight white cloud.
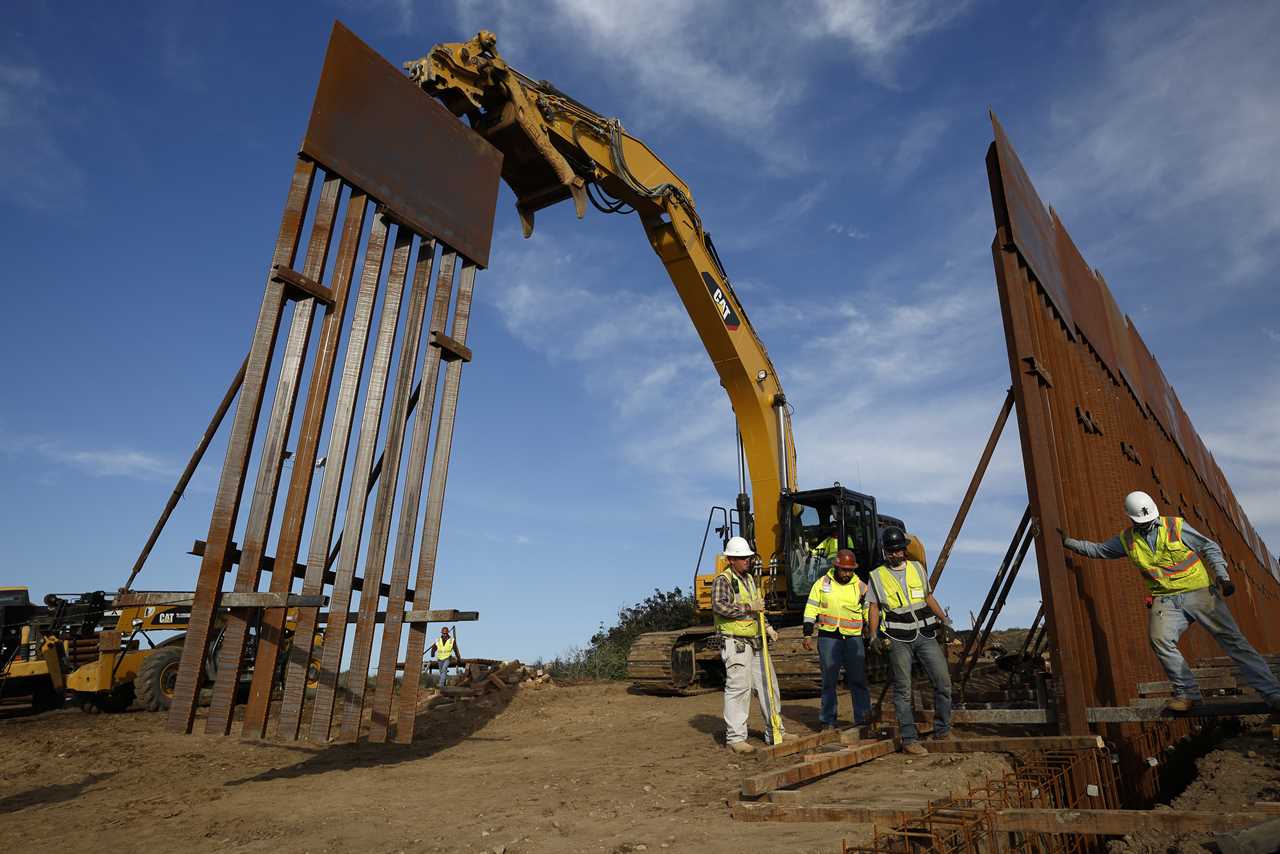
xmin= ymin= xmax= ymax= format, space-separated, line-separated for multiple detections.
xmin=887 ymin=110 xmax=949 ymax=183
xmin=1042 ymin=3 xmax=1280 ymax=283
xmin=827 ymin=223 xmax=869 ymax=239
xmin=446 ymin=0 xmax=973 ymax=170
xmin=803 ymin=0 xmax=973 ymax=83
xmin=1 ymin=432 xmax=172 ymax=480
xmin=0 ymin=63 xmax=85 ymax=211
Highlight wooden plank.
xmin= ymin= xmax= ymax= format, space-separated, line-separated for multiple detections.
xmin=395 ymin=255 xmax=477 ymax=744
xmin=732 ymin=800 xmax=924 ymax=824
xmin=1138 ymin=675 xmax=1237 ymax=696
xmin=923 ymin=735 xmax=1103 ymax=753
xmin=337 ymin=232 xmax=436 ymax=743
xmin=276 ymin=210 xmax=389 ymax=741
xmin=755 ymin=729 xmax=842 ymax=760
xmin=992 ymin=808 xmax=1269 ymax=835
xmin=951 ymin=708 xmax=1052 ymax=724
xmin=367 ymin=239 xmax=453 ymax=743
xmin=166 ymin=158 xmax=314 ymax=734
xmin=308 ymin=220 xmax=413 ymax=743
xmin=1087 ymin=700 xmax=1272 ymax=722
xmin=403 ymin=609 xmax=480 ymax=623
xmin=242 ymin=183 xmax=367 ymax=738
xmin=741 ymin=739 xmax=896 ymax=797
xmin=115 ymin=592 xmax=323 ymax=608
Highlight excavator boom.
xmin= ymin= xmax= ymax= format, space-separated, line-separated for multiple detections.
xmin=407 ymin=32 xmax=797 ymax=568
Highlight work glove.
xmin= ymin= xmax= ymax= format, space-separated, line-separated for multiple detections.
xmin=1221 ymin=579 xmax=1236 ymax=598
xmin=765 ymin=625 xmax=778 ymax=643
xmin=874 ymin=635 xmax=893 ymax=655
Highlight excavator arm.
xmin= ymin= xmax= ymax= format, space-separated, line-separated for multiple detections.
xmin=407 ymin=32 xmax=798 ymax=566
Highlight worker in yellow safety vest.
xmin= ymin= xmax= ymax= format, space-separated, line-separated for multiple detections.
xmin=1060 ymin=490 xmax=1280 ymax=713
xmin=427 ymin=626 xmax=459 ymax=689
xmin=712 ymin=536 xmax=794 ymax=754
xmin=867 ymin=526 xmax=953 ymax=755
xmin=801 ymin=549 xmax=871 ymax=729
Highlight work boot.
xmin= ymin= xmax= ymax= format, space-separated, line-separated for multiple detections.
xmin=1165 ymin=697 xmax=1195 ymax=713
xmin=902 ymin=742 xmax=928 ymax=756
xmin=728 ymin=741 xmax=755 ymax=755
xmin=932 ymin=731 xmax=953 ymax=741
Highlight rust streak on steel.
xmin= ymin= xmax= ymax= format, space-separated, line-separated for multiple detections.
xmin=123 ymin=353 xmax=247 ymax=591
xmin=166 ymin=157 xmax=316 ymax=734
xmin=242 ymin=180 xmax=369 ymax=739
xmin=277 ymin=212 xmax=389 ymax=741
xmin=396 ymin=255 xmax=476 ymax=743
xmin=368 ymin=245 xmax=455 ymax=743
xmin=338 ymin=236 xmax=437 ymax=742
xmin=929 ymin=387 xmax=1014 ymax=589
xmin=205 ymin=173 xmax=341 ymax=736
xmin=308 ymin=222 xmax=413 ymax=743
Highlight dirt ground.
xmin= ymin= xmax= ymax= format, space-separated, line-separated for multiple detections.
xmin=1108 ymin=724 xmax=1280 ymax=853
xmin=0 ymin=682 xmax=1013 ymax=853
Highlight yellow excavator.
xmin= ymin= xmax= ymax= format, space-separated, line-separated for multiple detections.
xmin=1 ymin=587 xmax=320 ymax=713
xmin=409 ymin=32 xmax=926 ymax=694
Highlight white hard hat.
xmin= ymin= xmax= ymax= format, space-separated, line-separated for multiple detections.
xmin=1123 ymin=491 xmax=1159 ymax=524
xmin=724 ymin=536 xmax=755 ymax=557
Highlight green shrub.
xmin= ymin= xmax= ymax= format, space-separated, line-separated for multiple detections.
xmin=546 ymin=587 xmax=697 ymax=681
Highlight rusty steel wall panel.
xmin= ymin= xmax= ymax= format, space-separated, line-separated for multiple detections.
xmin=302 ymin=22 xmax=502 ymax=268
xmin=164 ymin=24 xmax=498 ymax=743
xmin=986 ymin=115 xmax=1280 ymax=722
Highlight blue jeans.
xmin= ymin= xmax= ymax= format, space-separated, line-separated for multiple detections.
xmin=437 ymin=661 xmax=450 ymax=688
xmin=817 ymin=632 xmax=871 ymax=727
xmin=1149 ymin=586 xmax=1280 ymax=701
xmin=887 ymin=633 xmax=952 ymax=744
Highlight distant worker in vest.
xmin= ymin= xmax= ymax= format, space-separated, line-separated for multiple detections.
xmin=713 ymin=536 xmax=793 ymax=753
xmin=428 ymin=626 xmax=459 ymax=689
xmin=1059 ymin=491 xmax=1280 ymax=713
xmin=802 ymin=548 xmax=871 ymax=729
xmin=866 ymin=526 xmax=953 ymax=756
xmin=812 ymin=518 xmax=854 ymax=560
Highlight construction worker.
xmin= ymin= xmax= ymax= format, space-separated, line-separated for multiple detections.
xmin=428 ymin=626 xmax=457 ymax=689
xmin=713 ymin=536 xmax=792 ymax=753
xmin=1059 ymin=491 xmax=1280 ymax=713
xmin=866 ymin=526 xmax=952 ymax=755
xmin=802 ymin=548 xmax=871 ymax=729
xmin=812 ymin=520 xmax=854 ymax=559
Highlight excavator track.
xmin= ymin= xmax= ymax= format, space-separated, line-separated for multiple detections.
xmin=627 ymin=625 xmax=893 ymax=696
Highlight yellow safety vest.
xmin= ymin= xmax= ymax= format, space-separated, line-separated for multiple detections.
xmin=813 ymin=535 xmax=854 ymax=558
xmin=1122 ymin=516 xmax=1211 ymax=596
xmin=713 ymin=570 xmax=761 ymax=638
xmin=872 ymin=561 xmax=928 ymax=610
xmin=436 ymin=637 xmax=455 ymax=661
xmin=803 ymin=571 xmax=866 ymax=636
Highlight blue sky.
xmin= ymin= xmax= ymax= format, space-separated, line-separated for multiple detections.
xmin=3 ymin=2 xmax=1277 ymax=664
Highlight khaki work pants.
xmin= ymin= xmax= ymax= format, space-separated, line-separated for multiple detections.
xmin=721 ymin=636 xmax=784 ymax=745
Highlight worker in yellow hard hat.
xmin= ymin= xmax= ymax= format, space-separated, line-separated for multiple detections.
xmin=802 ymin=548 xmax=871 ymax=729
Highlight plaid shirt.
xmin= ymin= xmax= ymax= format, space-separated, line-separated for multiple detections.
xmin=712 ymin=571 xmax=756 ymax=622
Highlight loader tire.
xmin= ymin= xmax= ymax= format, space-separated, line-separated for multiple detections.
xmin=136 ymin=646 xmax=183 ymax=712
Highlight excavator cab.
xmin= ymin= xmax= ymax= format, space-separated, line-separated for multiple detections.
xmin=778 ymin=486 xmax=912 ymax=608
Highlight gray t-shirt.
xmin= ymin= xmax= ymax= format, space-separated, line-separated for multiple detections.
xmin=866 ymin=562 xmax=931 ymax=613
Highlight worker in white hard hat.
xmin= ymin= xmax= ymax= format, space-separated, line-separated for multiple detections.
xmin=712 ymin=535 xmax=793 ymax=753
xmin=1059 ymin=490 xmax=1280 ymax=713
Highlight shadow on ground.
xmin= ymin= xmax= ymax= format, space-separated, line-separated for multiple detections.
xmin=0 ymin=772 xmax=116 ymax=814
xmin=224 ymin=685 xmax=517 ymax=785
